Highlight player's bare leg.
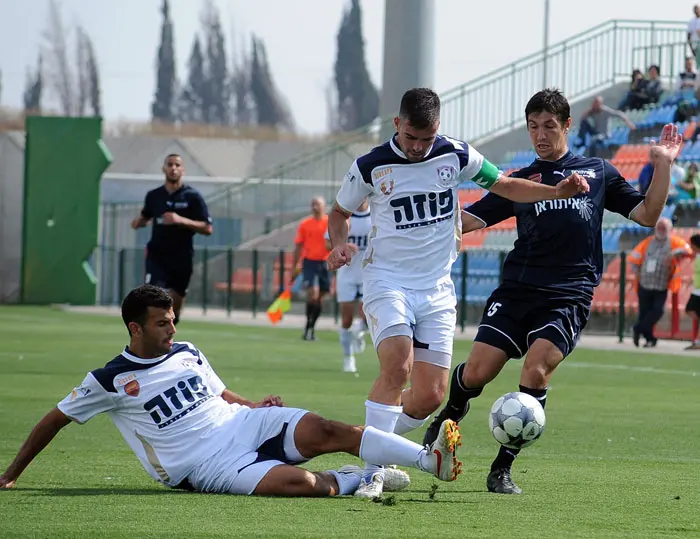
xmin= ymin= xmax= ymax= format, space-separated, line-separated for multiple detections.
xmin=486 ymin=338 xmax=562 ymax=494
xmin=355 ymin=335 xmax=413 ymax=498
xmin=395 ymin=361 xmax=449 ymax=435
xmin=250 ymin=413 xmax=461 ymax=497
xmin=168 ymin=290 xmax=185 ymax=325
xmin=685 ymin=310 xmax=700 ymax=349
xmin=339 ymin=301 xmax=358 ymax=372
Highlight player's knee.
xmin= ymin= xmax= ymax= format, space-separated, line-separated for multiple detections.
xmin=412 ymin=389 xmax=445 ymax=418
xmin=463 ymin=358 xmax=495 ymax=388
xmin=379 ymin=361 xmax=411 ymax=391
xmin=520 ymin=361 xmax=550 ymax=388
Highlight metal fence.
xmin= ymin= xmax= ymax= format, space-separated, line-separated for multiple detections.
xmin=100 ymin=246 xmax=693 ymax=340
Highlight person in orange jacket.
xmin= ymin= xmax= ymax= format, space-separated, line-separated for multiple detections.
xmin=628 ymin=218 xmax=692 ymax=347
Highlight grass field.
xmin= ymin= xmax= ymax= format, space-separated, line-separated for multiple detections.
xmin=0 ymin=306 xmax=699 ymax=539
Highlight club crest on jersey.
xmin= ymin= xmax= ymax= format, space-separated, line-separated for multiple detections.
xmin=380 ymin=179 xmax=395 ymax=195
xmin=528 ymin=173 xmax=542 ymax=183
xmin=437 ymin=165 xmax=457 ymax=185
xmin=124 ymin=380 xmax=140 ymax=397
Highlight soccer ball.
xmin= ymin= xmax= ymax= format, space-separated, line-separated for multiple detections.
xmin=489 ymin=392 xmax=546 ymax=450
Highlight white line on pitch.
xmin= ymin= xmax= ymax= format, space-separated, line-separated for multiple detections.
xmin=566 ymin=361 xmax=699 ymax=377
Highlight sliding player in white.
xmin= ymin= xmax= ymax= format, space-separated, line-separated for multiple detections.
xmin=0 ymin=285 xmax=462 ymax=496
xmin=326 ymin=198 xmax=371 ymax=373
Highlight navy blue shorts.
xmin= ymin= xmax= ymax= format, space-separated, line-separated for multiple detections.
xmin=474 ymin=283 xmax=591 ymax=359
xmin=302 ymin=259 xmax=330 ymax=293
xmin=145 ymin=254 xmax=193 ymax=297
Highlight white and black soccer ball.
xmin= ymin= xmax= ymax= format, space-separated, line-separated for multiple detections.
xmin=489 ymin=392 xmax=546 ymax=450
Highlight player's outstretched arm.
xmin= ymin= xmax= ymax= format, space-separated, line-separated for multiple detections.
xmin=489 ymin=173 xmax=589 ymax=203
xmin=630 ymin=124 xmax=682 ymax=227
xmin=0 ymin=408 xmax=71 ymax=489
xmin=326 ymin=203 xmax=358 ymax=272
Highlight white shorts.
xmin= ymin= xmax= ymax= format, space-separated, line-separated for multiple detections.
xmin=363 ymin=280 xmax=457 ymax=360
xmin=187 ymin=406 xmax=309 ymax=495
xmin=336 ymin=277 xmax=363 ymax=303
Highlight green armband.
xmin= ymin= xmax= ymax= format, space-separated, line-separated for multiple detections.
xmin=471 ymin=159 xmax=500 ymax=189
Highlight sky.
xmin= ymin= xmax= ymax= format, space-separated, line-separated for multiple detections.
xmin=0 ymin=0 xmax=696 ymax=134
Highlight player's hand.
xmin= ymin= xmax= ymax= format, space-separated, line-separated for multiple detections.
xmin=161 ymin=212 xmax=183 ymax=225
xmin=555 ymin=172 xmax=590 ymax=199
xmin=256 ymin=395 xmax=283 ymax=408
xmin=649 ymin=123 xmax=683 ymax=165
xmin=0 ymin=474 xmax=16 ymax=489
xmin=288 ymin=268 xmax=301 ymax=286
xmin=326 ymin=243 xmax=358 ymax=271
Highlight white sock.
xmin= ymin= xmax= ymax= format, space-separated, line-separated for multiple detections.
xmin=327 ymin=469 xmax=362 ymax=495
xmin=353 ymin=319 xmax=367 ymax=333
xmin=394 ymin=412 xmax=429 ymax=435
xmin=363 ymin=400 xmax=402 ymax=477
xmin=359 ymin=426 xmax=432 ymax=473
xmin=339 ymin=328 xmax=354 ymax=357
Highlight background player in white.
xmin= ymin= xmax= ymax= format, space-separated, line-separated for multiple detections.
xmin=0 ymin=285 xmax=461 ymax=496
xmin=325 ymin=198 xmax=371 ymax=373
xmin=327 ymin=87 xmax=590 ymax=499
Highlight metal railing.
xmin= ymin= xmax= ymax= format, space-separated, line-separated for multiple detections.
xmin=99 ymin=246 xmax=693 ymax=340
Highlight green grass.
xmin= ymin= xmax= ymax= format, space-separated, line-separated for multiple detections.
xmin=0 ymin=306 xmax=699 ymax=538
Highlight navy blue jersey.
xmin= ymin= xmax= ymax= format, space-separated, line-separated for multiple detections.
xmin=464 ymin=151 xmax=644 ymax=300
xmin=141 ymin=184 xmax=211 ymax=258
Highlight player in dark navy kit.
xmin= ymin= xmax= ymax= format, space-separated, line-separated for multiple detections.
xmin=131 ymin=154 xmax=213 ymax=325
xmin=423 ymin=89 xmax=682 ymax=494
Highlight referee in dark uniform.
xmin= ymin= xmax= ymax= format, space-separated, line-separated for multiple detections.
xmin=131 ymin=154 xmax=212 ymax=325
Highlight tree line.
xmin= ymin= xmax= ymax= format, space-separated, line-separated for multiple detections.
xmin=9 ymin=0 xmax=379 ymax=134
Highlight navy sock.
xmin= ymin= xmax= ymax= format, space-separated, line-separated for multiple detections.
xmin=443 ymin=363 xmax=483 ymax=421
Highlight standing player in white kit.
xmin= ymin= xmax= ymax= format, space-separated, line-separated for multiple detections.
xmin=326 ymin=198 xmax=372 ymax=373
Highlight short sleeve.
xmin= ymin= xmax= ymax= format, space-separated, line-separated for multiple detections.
xmin=294 ymin=221 xmax=306 ymax=245
xmin=190 ymin=191 xmax=212 ymax=224
xmin=604 ymin=161 xmax=645 ymax=218
xmin=457 ymin=143 xmax=485 ymax=182
xmin=463 ymin=192 xmax=515 ymax=227
xmin=57 ymin=373 xmax=116 ymax=424
xmin=141 ymin=191 xmax=154 ymax=219
xmin=199 ymin=352 xmax=226 ymax=396
xmin=335 ymin=161 xmax=373 ymax=213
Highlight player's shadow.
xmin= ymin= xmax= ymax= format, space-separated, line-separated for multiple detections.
xmin=12 ymin=487 xmax=185 ymax=497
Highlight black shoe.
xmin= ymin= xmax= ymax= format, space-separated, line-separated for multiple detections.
xmin=487 ymin=468 xmax=522 ymax=495
xmin=303 ymin=328 xmax=317 ymax=341
xmin=422 ymin=405 xmax=467 ymax=446
xmin=643 ymin=337 xmax=657 ymax=348
xmin=632 ymin=329 xmax=640 ymax=347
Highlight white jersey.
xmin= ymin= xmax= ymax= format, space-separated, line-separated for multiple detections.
xmin=336 ymin=135 xmax=488 ymax=289
xmin=57 ymin=342 xmax=243 ymax=487
xmin=326 ymin=209 xmax=371 ymax=284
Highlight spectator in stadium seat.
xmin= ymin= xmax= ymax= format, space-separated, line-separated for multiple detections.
xmin=677 ymin=162 xmax=700 ymax=199
xmin=618 ymin=69 xmax=646 ymax=110
xmin=639 ymin=150 xmax=684 ymax=201
xmin=676 ymin=56 xmax=698 ymax=91
xmin=687 ymin=5 xmax=700 ymax=70
xmin=628 ymin=218 xmax=692 ymax=347
xmin=625 ymin=65 xmax=663 ymax=110
xmin=576 ymin=96 xmax=636 ymax=157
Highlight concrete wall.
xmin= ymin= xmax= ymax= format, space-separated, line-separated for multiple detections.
xmin=0 ymin=132 xmax=25 ymax=302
